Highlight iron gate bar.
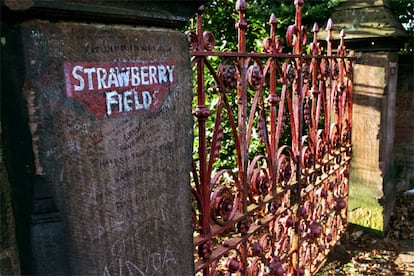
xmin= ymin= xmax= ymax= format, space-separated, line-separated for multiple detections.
xmin=188 ymin=0 xmax=354 ymax=275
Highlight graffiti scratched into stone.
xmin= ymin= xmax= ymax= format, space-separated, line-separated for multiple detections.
xmin=100 ymin=225 xmax=178 ymax=276
xmin=64 ymin=61 xmax=175 ymax=118
xmin=103 ymin=248 xmax=177 ymax=276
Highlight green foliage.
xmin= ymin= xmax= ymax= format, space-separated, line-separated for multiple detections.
xmin=197 ymin=0 xmax=340 ymax=52
xmin=188 ymin=1 xmax=340 ymax=171
xmin=389 ymin=0 xmax=414 ymax=54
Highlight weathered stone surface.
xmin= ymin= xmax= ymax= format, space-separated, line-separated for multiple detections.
xmin=318 ymin=0 xmax=408 ymax=52
xmin=324 ymin=0 xmax=408 ymax=39
xmin=349 ymin=52 xmax=398 ymax=232
xmin=19 ymin=21 xmax=194 ymax=274
xmin=1 ymin=0 xmax=204 ymax=28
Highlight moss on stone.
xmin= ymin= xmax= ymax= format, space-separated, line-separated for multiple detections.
xmin=348 ymin=182 xmax=384 ymax=233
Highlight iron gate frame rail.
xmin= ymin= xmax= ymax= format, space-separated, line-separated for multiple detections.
xmin=188 ymin=0 xmax=354 ymax=275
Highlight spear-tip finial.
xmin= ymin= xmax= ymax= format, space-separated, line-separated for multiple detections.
xmin=294 ymin=0 xmax=304 ymax=6
xmin=326 ymin=18 xmax=334 ymax=31
xmin=269 ymin=13 xmax=277 ymax=25
xmin=236 ymin=0 xmax=246 ymax=11
xmin=197 ymin=5 xmax=205 ymax=14
xmin=312 ymin=22 xmax=319 ymax=33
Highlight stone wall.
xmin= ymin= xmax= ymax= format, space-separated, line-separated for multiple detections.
xmin=394 ymin=55 xmax=414 ymax=191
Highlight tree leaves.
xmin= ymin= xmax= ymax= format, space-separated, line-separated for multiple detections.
xmin=194 ymin=0 xmax=340 ymax=52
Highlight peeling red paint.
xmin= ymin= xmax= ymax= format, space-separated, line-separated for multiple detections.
xmin=64 ymin=61 xmax=175 ymax=118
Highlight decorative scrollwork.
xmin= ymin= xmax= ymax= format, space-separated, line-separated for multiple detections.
xmin=342 ymin=119 xmax=352 ymax=146
xmin=286 ymin=25 xmax=299 ymax=48
xmin=247 ymin=257 xmax=265 ymax=275
xmin=308 ymin=222 xmax=322 ymax=241
xmin=270 ymin=212 xmax=295 ymax=264
xmin=251 ymin=168 xmax=271 ymax=200
xmin=263 ymin=38 xmax=274 ymax=53
xmin=333 ymin=88 xmax=339 ymax=114
xmin=185 ymin=30 xmax=198 ymax=51
xmin=301 ymin=145 xmax=315 ymax=171
xmin=316 ymin=130 xmax=328 ymax=164
xmin=320 ymin=58 xmax=329 ymax=79
xmin=285 ymin=61 xmax=297 ymax=84
xmin=209 ymin=122 xmax=224 ymax=168
xmin=263 ymin=35 xmax=284 ymax=56
xmin=269 ymin=258 xmax=285 ymax=276
xmin=303 ymin=97 xmax=311 ymax=126
xmin=211 ymin=186 xmax=235 ymax=225
xmin=210 ymin=170 xmax=238 ymax=225
xmin=258 ymin=112 xmax=269 ymax=144
xmin=263 ymin=37 xmax=284 ymax=54
xmin=203 ymin=31 xmax=215 ymax=51
xmin=286 ymin=25 xmax=308 ymax=50
xmin=247 ymin=64 xmax=263 ymax=90
xmin=237 ymin=217 xmax=252 ymax=235
xmin=346 ymin=53 xmax=354 ymax=78
xmin=330 ymin=124 xmax=341 ymax=155
xmin=218 ymin=63 xmax=238 ymax=90
xmin=225 ymin=255 xmax=242 ymax=273
xmin=277 ymin=146 xmax=295 ymax=186
xmin=190 ymin=1 xmax=353 ymax=274
xmin=332 ymin=59 xmax=340 ymax=80
xmin=302 ymin=61 xmax=311 ymax=84
xmin=198 ymin=239 xmax=213 ymax=259
xmin=277 ymin=157 xmax=294 ymax=187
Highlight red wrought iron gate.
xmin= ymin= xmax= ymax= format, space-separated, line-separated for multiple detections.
xmin=187 ymin=1 xmax=354 ymax=275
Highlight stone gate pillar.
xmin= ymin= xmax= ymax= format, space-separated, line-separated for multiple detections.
xmin=0 ymin=1 xmax=202 ymax=274
xmin=327 ymin=0 xmax=408 ymax=233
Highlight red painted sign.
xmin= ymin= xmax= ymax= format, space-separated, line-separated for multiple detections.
xmin=64 ymin=61 xmax=175 ymax=118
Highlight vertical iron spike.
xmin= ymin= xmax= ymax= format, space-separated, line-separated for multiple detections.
xmin=269 ymin=13 xmax=277 ymax=40
xmin=312 ymin=23 xmax=319 ymax=47
xmin=235 ymin=0 xmax=248 ymax=30
xmin=340 ymin=29 xmax=346 ymax=48
xmin=338 ymin=29 xmax=347 ymax=56
xmin=292 ymin=0 xmax=304 ymax=54
xmin=326 ymin=18 xmax=334 ymax=43
xmin=235 ymin=0 xmax=247 ymax=52
xmin=294 ymin=0 xmax=303 ymax=26
xmin=196 ymin=5 xmax=204 ymax=50
xmin=326 ymin=19 xmax=334 ymax=56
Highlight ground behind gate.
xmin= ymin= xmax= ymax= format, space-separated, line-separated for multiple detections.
xmin=318 ymin=192 xmax=414 ymax=275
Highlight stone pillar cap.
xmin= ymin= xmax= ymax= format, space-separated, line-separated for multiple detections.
xmin=1 ymin=0 xmax=204 ymax=28
xmin=318 ymin=0 xmax=408 ymax=51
